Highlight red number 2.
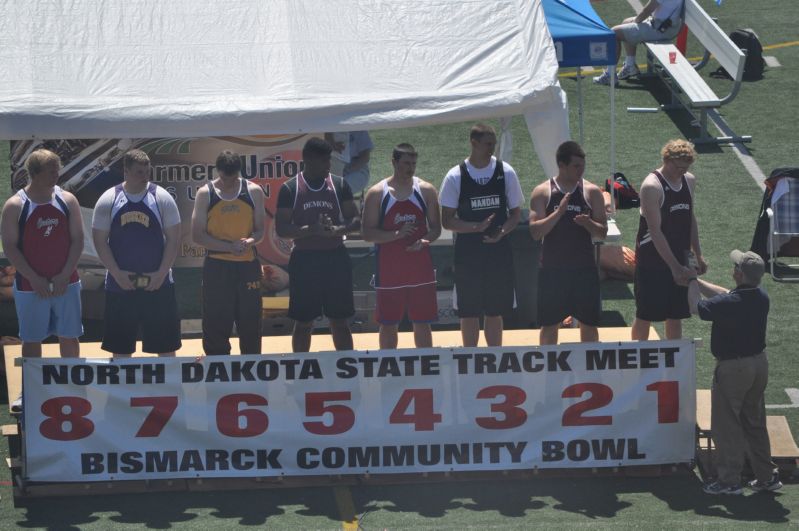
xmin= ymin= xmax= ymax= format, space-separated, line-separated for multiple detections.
xmin=562 ymin=383 xmax=613 ymax=426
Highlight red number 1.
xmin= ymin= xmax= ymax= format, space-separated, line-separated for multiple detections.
xmin=646 ymin=381 xmax=679 ymax=423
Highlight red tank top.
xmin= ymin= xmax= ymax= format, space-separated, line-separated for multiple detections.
xmin=375 ymin=177 xmax=435 ymax=288
xmin=15 ymin=187 xmax=80 ymax=291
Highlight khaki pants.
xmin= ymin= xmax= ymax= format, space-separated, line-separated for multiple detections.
xmin=711 ymin=352 xmax=776 ymax=486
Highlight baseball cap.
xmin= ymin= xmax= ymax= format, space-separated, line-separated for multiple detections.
xmin=730 ymin=249 xmax=765 ymax=283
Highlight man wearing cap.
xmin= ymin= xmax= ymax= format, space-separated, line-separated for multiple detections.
xmin=688 ymin=250 xmax=782 ymax=495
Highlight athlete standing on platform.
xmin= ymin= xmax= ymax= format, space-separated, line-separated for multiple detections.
xmin=92 ymin=149 xmax=182 ymax=357
xmin=1 ymin=149 xmax=83 ymax=411
xmin=276 ymin=137 xmax=361 ymax=353
xmin=632 ymin=139 xmax=706 ymax=340
xmin=362 ymin=143 xmax=441 ymax=349
xmin=529 ymin=141 xmax=607 ymax=344
xmin=440 ymin=123 xmax=523 ymax=347
xmin=192 ymin=150 xmax=266 ymax=355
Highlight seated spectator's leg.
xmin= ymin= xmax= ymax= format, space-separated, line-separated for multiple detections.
xmin=292 ymin=320 xmax=313 ymax=353
xmin=21 ymin=342 xmax=42 ymax=358
xmin=460 ymin=317 xmax=480 ymax=348
xmin=329 ymin=318 xmax=353 ymax=351
xmin=664 ymin=318 xmax=682 ymax=340
xmin=579 ymin=323 xmax=599 ymax=343
xmin=379 ymin=323 xmax=399 ymax=350
xmin=631 ymin=318 xmax=651 ymax=340
xmin=484 ymin=315 xmax=503 ymax=347
xmin=412 ymin=323 xmax=433 ymax=349
xmin=539 ymin=324 xmax=559 ymax=345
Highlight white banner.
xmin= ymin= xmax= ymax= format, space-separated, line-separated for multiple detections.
xmin=22 ymin=340 xmax=696 ymax=482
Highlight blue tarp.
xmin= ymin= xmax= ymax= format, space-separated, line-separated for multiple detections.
xmin=543 ymin=0 xmax=616 ymax=68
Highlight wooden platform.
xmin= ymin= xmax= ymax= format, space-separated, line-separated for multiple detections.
xmin=3 ymin=327 xmax=647 ymax=407
xmin=695 ymin=389 xmax=799 ymax=478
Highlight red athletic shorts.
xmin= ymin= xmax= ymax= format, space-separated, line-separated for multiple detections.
xmin=375 ymin=283 xmax=438 ymax=325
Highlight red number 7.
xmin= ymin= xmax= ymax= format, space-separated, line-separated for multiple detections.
xmin=130 ymin=396 xmax=178 ymax=437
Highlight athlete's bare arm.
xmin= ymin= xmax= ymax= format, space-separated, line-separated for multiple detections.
xmin=574 ymin=182 xmax=608 ymax=240
xmin=51 ymin=191 xmax=84 ymax=296
xmin=420 ymin=181 xmax=442 ymax=244
xmin=528 ymin=181 xmax=567 ymax=240
xmin=242 ymin=181 xmax=266 ymax=251
xmin=0 ymin=196 xmax=50 ymax=298
xmin=639 ymin=174 xmax=694 ymax=285
xmin=335 ymin=197 xmax=362 ymax=237
xmin=685 ymin=172 xmax=707 ymax=274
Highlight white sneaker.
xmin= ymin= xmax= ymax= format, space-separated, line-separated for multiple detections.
xmin=10 ymin=395 xmax=22 ymax=414
xmin=592 ymin=70 xmax=615 ymax=86
xmin=617 ymin=64 xmax=641 ymax=80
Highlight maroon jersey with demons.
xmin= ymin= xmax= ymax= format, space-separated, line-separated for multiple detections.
xmin=290 ymin=172 xmax=345 ymax=251
xmin=375 ymin=177 xmax=435 ymax=288
xmin=636 ymin=171 xmax=693 ymax=269
xmin=541 ymin=178 xmax=595 ymax=269
xmin=15 ymin=186 xmax=79 ymax=291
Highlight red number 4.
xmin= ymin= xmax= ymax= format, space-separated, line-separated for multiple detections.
xmin=389 ymin=389 xmax=442 ymax=431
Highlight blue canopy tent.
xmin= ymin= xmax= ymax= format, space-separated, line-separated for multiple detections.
xmin=542 ymin=0 xmax=617 ymax=172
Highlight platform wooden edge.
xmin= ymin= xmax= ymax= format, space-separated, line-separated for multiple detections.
xmin=9 ymin=464 xmax=695 ymax=500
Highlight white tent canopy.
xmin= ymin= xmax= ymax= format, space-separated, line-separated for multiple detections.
xmin=0 ymin=0 xmax=569 ymax=176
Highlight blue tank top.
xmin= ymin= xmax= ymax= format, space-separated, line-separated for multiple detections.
xmin=107 ymin=183 xmax=168 ymax=291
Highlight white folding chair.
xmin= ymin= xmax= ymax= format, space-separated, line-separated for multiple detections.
xmin=766 ymin=177 xmax=799 ymax=282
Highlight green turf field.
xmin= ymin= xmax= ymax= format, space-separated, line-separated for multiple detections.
xmin=2 ymin=0 xmax=799 ymax=527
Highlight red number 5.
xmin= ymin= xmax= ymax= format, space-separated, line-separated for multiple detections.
xmin=303 ymin=392 xmax=355 ymax=435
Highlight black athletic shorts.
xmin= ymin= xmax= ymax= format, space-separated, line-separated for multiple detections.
xmin=102 ymin=282 xmax=182 ymax=355
xmin=288 ymin=246 xmax=355 ymax=322
xmin=453 ymin=239 xmax=514 ymax=318
xmin=634 ymin=266 xmax=690 ymax=321
xmin=537 ymin=267 xmax=601 ymax=327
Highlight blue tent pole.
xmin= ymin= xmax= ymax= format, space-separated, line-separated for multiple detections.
xmin=577 ymin=66 xmax=584 ymax=145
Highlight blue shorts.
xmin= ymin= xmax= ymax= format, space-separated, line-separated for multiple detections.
xmin=13 ymin=281 xmax=83 ymax=341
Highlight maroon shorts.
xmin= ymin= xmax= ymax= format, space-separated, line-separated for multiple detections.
xmin=375 ymin=283 xmax=438 ymax=325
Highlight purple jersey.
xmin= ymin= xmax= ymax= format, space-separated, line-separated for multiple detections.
xmin=106 ymin=183 xmax=169 ymax=291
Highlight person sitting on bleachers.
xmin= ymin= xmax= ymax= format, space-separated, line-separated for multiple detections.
xmin=593 ymin=0 xmax=684 ymax=86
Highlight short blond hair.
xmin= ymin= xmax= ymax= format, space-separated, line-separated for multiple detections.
xmin=123 ymin=149 xmax=151 ymax=169
xmin=661 ymin=139 xmax=697 ymax=163
xmin=24 ymin=149 xmax=61 ymax=177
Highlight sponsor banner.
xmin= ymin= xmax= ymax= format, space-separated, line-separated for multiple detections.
xmin=23 ymin=340 xmax=696 ymax=482
xmin=10 ymin=136 xmax=312 ymax=279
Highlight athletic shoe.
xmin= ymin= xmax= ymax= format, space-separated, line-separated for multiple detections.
xmin=617 ymin=64 xmax=641 ymax=80
xmin=10 ymin=395 xmax=22 ymax=414
xmin=703 ymin=481 xmax=743 ymax=495
xmin=748 ymin=474 xmax=783 ymax=492
xmin=592 ymin=70 xmax=615 ymax=86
